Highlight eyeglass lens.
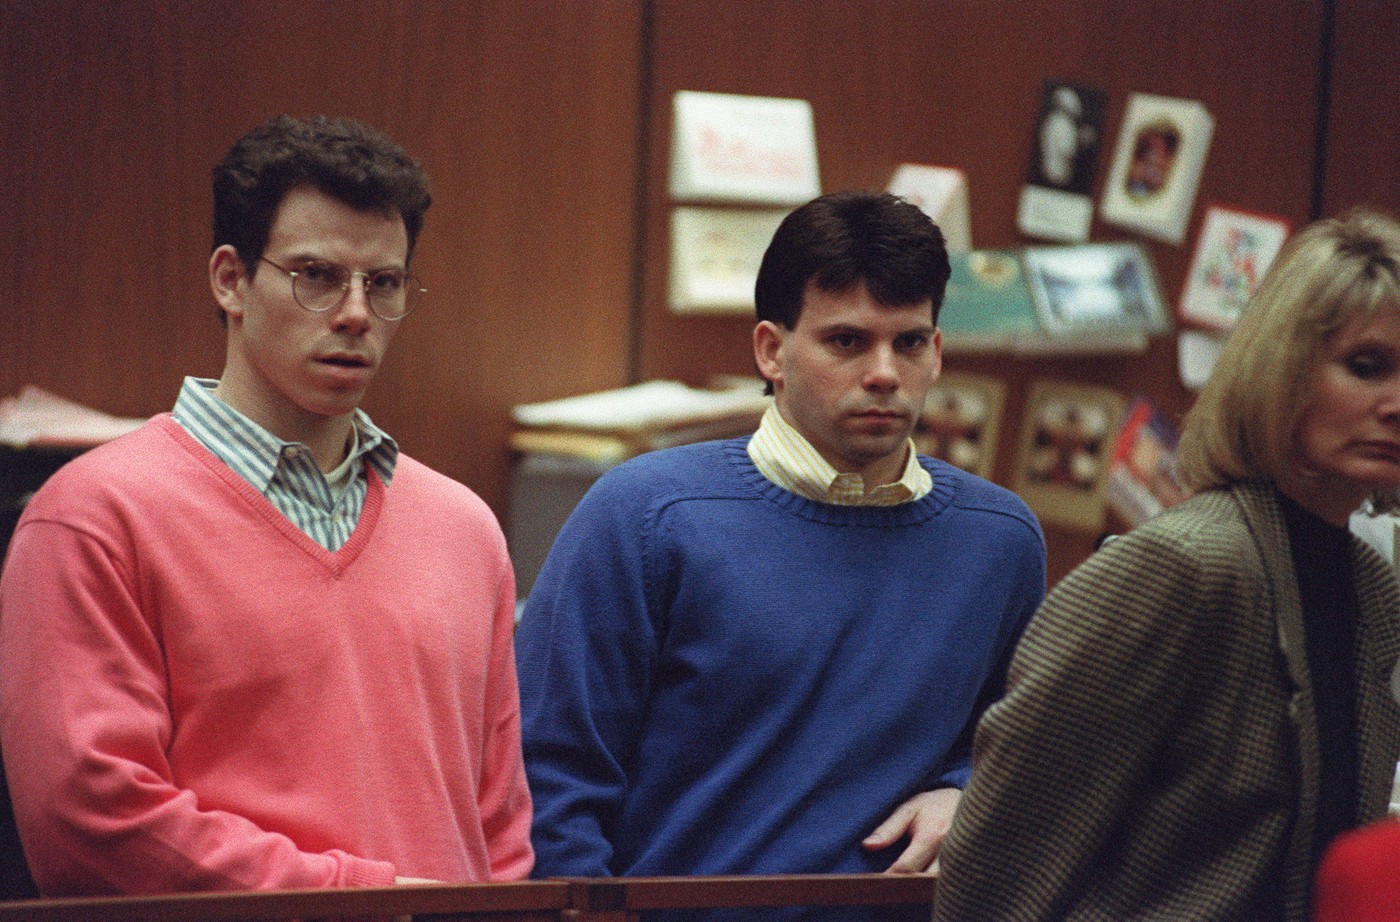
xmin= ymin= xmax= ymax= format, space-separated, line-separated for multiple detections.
xmin=294 ymin=263 xmax=422 ymax=319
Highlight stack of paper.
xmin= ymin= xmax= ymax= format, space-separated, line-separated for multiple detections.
xmin=0 ymin=386 xmax=148 ymax=449
xmin=511 ymin=379 xmax=771 ymax=463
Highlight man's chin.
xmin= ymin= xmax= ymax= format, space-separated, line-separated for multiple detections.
xmin=301 ymin=393 xmax=366 ymax=421
xmin=842 ymin=436 xmax=913 ymax=469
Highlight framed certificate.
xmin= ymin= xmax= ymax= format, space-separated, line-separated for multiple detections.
xmin=669 ymin=91 xmax=820 ymax=205
xmin=668 ymin=206 xmax=788 ymax=313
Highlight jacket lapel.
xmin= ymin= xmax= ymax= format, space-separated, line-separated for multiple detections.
xmin=1232 ymin=482 xmax=1317 ymax=919
xmin=1349 ymin=537 xmax=1400 ymax=814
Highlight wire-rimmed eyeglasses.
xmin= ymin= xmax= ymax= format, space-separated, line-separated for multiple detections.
xmin=258 ymin=257 xmax=425 ymax=321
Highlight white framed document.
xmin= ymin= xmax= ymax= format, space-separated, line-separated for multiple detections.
xmin=669 ymin=90 xmax=821 ymax=205
xmin=1178 ymin=204 xmax=1291 ymax=331
xmin=1099 ymin=93 xmax=1214 ymax=244
xmin=668 ymin=206 xmax=788 ymax=313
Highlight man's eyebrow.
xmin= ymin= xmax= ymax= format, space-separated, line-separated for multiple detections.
xmin=280 ymin=253 xmax=407 ymax=273
xmin=812 ymin=321 xmax=935 ymax=335
xmin=278 ymin=251 xmax=325 ymax=263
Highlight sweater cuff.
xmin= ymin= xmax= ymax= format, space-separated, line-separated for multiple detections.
xmin=341 ymin=856 xmax=397 ymax=888
xmin=936 ymin=766 xmax=971 ymax=790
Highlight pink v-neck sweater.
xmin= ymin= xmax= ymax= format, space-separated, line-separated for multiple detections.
xmin=0 ymin=415 xmax=533 ymax=895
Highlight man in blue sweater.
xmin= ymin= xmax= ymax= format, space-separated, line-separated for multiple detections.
xmin=515 ymin=192 xmax=1045 ymax=894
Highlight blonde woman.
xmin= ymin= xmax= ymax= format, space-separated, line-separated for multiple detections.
xmin=934 ymin=208 xmax=1400 ymax=921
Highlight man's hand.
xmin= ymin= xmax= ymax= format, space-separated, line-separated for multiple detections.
xmin=861 ymin=788 xmax=962 ymax=874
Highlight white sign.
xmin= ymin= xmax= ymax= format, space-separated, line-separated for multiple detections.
xmin=669 ymin=91 xmax=821 ymax=205
xmin=668 ymin=206 xmax=788 ymax=313
xmin=887 ymin=164 xmax=971 ymax=253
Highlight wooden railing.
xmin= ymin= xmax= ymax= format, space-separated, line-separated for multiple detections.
xmin=0 ymin=874 xmax=937 ymax=921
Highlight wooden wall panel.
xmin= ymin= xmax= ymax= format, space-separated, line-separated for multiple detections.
xmin=639 ymin=0 xmax=1326 ymax=585
xmin=1323 ymin=0 xmax=1400 ymax=217
xmin=0 ymin=0 xmax=643 ymax=516
xmin=3 ymin=0 xmax=1391 ymax=586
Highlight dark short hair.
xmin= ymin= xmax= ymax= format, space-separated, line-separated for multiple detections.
xmin=754 ymin=191 xmax=951 ymax=330
xmin=212 ymin=115 xmax=431 ymax=271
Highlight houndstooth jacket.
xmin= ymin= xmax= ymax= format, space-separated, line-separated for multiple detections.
xmin=933 ymin=481 xmax=1400 ymax=922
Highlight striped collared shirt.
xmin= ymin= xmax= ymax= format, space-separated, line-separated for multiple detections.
xmin=746 ymin=403 xmax=931 ymax=506
xmin=172 ymin=377 xmax=397 ymax=551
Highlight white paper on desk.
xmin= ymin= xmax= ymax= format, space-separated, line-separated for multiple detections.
xmin=0 ymin=386 xmax=149 ymax=448
xmin=1178 ymin=329 xmax=1227 ymax=390
xmin=512 ymin=380 xmax=770 ymax=432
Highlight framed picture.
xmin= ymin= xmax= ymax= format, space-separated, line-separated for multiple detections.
xmin=915 ymin=371 xmax=1007 ymax=479
xmin=1016 ymin=79 xmax=1108 ymax=243
xmin=668 ymin=206 xmax=787 ymax=313
xmin=1178 ymin=204 xmax=1291 ymax=331
xmin=1099 ymin=93 xmax=1214 ymax=244
xmin=938 ymin=250 xmax=1038 ymax=353
xmin=1013 ymin=379 xmax=1127 ymax=531
xmin=1020 ymin=243 xmax=1168 ymax=352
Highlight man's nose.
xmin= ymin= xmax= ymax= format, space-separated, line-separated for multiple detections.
xmin=863 ymin=346 xmax=899 ymax=392
xmin=331 ymin=276 xmax=374 ymax=332
xmin=1380 ymin=380 xmax=1400 ymax=422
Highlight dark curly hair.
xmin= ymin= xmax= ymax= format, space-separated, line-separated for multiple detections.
xmin=212 ymin=115 xmax=431 ymax=272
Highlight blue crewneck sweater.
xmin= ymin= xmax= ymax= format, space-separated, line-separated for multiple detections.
xmin=517 ymin=437 xmax=1045 ymax=882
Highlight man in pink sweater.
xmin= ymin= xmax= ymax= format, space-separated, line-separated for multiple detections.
xmin=0 ymin=116 xmax=533 ymax=895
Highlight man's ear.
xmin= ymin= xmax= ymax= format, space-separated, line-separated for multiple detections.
xmin=210 ymin=245 xmax=248 ymax=321
xmin=753 ymin=320 xmax=786 ymax=389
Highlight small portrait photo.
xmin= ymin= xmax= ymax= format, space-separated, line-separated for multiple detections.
xmin=915 ymin=372 xmax=1007 ymax=480
xmin=1099 ymin=93 xmax=1214 ymax=244
xmin=1124 ymin=120 xmax=1181 ymax=201
xmin=1015 ymin=380 xmax=1127 ymax=531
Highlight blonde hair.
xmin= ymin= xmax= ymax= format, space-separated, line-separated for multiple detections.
xmin=1177 ymin=207 xmax=1400 ymax=511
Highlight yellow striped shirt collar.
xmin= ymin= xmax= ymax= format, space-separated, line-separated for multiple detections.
xmin=746 ymin=404 xmax=931 ymax=506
